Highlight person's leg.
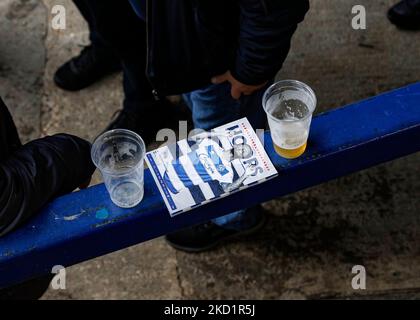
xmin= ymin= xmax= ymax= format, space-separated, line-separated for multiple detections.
xmin=101 ymin=10 xmax=181 ymax=143
xmin=184 ymin=81 xmax=269 ymax=231
xmin=166 ymin=82 xmax=270 ymax=252
xmin=56 ymin=0 xmax=152 ymax=93
xmin=54 ymin=0 xmax=125 ymax=91
xmin=184 ymin=82 xmax=268 ymax=132
xmin=76 ymin=0 xmax=144 ymax=59
xmin=55 ymin=0 xmax=172 ymax=142
xmin=72 ymin=0 xmax=102 ymax=48
xmin=76 ymin=0 xmax=153 ymax=103
xmin=104 ymin=54 xmax=172 ymax=145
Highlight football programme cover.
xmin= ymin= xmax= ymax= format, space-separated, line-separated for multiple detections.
xmin=145 ymin=118 xmax=278 ymax=216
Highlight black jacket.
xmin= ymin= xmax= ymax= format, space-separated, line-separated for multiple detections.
xmin=146 ymin=0 xmax=310 ymax=95
xmin=0 ymin=98 xmax=95 ymax=237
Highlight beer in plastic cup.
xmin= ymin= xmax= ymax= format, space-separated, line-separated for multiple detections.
xmin=263 ymin=80 xmax=317 ymax=159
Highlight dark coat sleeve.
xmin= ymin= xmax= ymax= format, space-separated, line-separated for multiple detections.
xmin=231 ymin=0 xmax=310 ymax=85
xmin=0 ymin=134 xmax=96 ymax=237
xmin=0 ymin=98 xmax=22 ymax=160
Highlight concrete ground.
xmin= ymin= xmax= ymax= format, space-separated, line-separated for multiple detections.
xmin=0 ymin=0 xmax=419 ymax=299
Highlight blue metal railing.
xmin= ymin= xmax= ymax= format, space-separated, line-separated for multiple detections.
xmin=1 ymin=82 xmax=419 ymax=289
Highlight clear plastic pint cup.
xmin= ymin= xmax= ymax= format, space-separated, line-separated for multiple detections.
xmin=263 ymin=80 xmax=317 ymax=159
xmin=91 ymin=129 xmax=146 ymax=208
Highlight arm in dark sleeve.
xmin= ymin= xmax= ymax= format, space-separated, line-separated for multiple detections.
xmin=231 ymin=0 xmax=309 ymax=85
xmin=0 ymin=134 xmax=95 ymax=237
xmin=0 ymin=98 xmax=22 ymax=160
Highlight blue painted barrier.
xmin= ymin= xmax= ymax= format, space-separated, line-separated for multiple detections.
xmin=1 ymin=83 xmax=420 ymax=289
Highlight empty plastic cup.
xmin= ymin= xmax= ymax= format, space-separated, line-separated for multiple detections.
xmin=91 ymin=129 xmax=146 ymax=208
xmin=263 ymin=80 xmax=317 ymax=159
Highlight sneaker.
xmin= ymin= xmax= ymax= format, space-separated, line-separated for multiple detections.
xmin=165 ymin=208 xmax=266 ymax=253
xmin=388 ymin=0 xmax=420 ymax=30
xmin=54 ymin=45 xmax=121 ymax=91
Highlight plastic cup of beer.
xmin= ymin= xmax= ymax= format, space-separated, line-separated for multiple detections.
xmin=91 ymin=129 xmax=146 ymax=208
xmin=263 ymin=80 xmax=317 ymax=159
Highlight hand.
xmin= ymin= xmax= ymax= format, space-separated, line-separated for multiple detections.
xmin=211 ymin=71 xmax=267 ymax=100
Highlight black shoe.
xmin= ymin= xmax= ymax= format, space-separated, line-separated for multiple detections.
xmin=54 ymin=45 xmax=121 ymax=91
xmin=104 ymin=98 xmax=181 ymax=146
xmin=165 ymin=207 xmax=266 ymax=253
xmin=105 ymin=107 xmax=158 ymax=146
xmin=388 ymin=0 xmax=420 ymax=30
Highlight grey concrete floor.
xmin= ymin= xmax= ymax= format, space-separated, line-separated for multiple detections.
xmin=0 ymin=0 xmax=419 ymax=299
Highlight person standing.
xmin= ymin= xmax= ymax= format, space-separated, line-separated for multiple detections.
xmin=54 ymin=0 xmax=310 ymax=252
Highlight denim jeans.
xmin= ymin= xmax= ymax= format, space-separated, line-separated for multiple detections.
xmin=183 ymin=81 xmax=270 ymax=230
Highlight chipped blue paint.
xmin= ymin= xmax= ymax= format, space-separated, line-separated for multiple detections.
xmin=0 ymin=82 xmax=420 ymax=289
xmin=95 ymin=208 xmax=109 ymax=220
xmin=63 ymin=213 xmax=84 ymax=221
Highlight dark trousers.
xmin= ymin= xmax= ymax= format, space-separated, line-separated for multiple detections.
xmin=73 ymin=0 xmax=153 ymax=110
